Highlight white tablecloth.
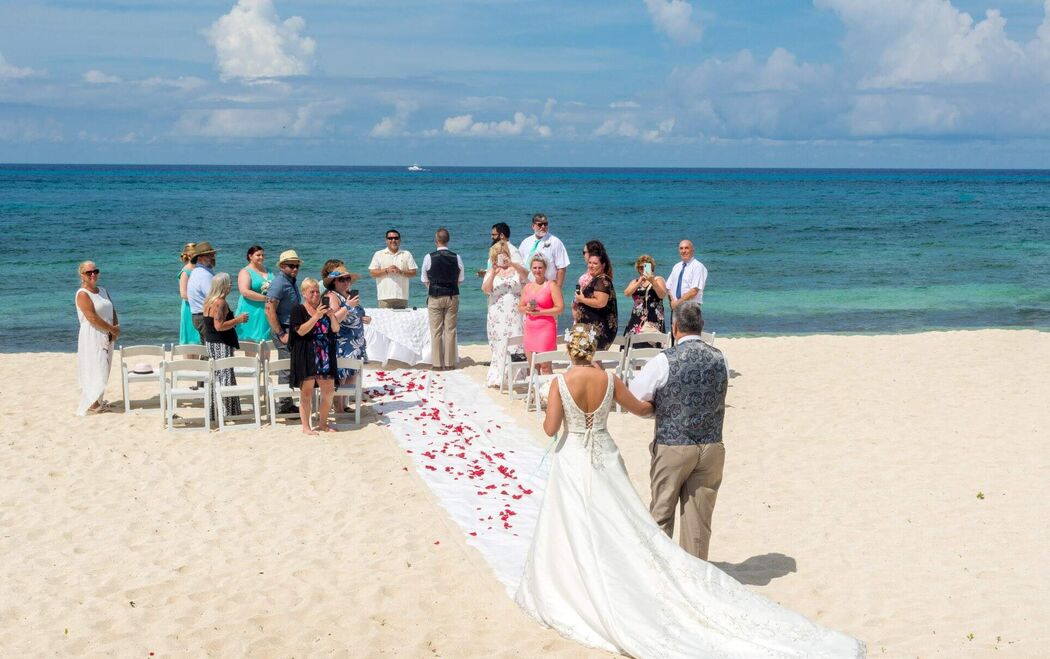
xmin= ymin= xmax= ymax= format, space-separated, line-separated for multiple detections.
xmin=364 ymin=307 xmax=432 ymax=366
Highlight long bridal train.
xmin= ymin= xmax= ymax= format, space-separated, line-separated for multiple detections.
xmin=515 ymin=373 xmax=864 ymax=658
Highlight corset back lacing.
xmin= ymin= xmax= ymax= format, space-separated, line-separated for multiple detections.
xmin=558 ymin=372 xmax=613 ymax=499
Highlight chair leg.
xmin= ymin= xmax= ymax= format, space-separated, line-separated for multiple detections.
xmin=355 ymin=381 xmax=362 ymax=427
xmin=123 ymin=372 xmax=131 ymax=414
xmin=204 ymin=385 xmax=212 ymax=431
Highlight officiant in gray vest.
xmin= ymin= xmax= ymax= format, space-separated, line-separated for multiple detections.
xmin=421 ymin=227 xmax=465 ymax=371
xmin=628 ymin=301 xmax=728 ymax=560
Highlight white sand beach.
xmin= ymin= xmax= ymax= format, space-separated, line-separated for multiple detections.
xmin=1 ymin=330 xmax=1047 ymax=657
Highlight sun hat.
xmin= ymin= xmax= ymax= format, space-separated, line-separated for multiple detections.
xmin=278 ymin=249 xmax=302 ymax=265
xmin=193 ymin=241 xmax=219 ymax=256
xmin=131 ymin=363 xmax=154 ymax=375
xmin=322 ymin=269 xmax=354 ymax=289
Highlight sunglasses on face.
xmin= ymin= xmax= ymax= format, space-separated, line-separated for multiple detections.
xmin=285 ymin=264 xmax=300 ymax=270
xmin=83 ymin=269 xmax=100 ymax=275
xmin=534 ymin=222 xmax=548 ymax=227
xmin=386 ymin=236 xmax=400 ymax=241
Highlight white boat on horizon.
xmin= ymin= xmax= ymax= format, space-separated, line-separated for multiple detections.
xmin=407 ymin=163 xmax=425 ymax=172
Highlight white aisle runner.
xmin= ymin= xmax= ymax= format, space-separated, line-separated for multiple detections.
xmin=363 ymin=369 xmax=552 ymax=594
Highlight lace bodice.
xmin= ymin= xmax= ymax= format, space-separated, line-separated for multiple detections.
xmin=557 ymin=371 xmax=614 ymax=435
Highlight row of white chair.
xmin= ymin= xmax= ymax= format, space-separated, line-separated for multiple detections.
xmin=118 ymin=345 xmax=363 ymax=431
xmin=497 ymin=330 xmax=716 ymax=416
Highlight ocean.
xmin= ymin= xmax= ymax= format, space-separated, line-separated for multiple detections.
xmin=1 ymin=165 xmax=1048 ymax=352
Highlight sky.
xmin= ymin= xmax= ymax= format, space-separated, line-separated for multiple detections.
xmin=2 ymin=0 xmax=1050 ymax=167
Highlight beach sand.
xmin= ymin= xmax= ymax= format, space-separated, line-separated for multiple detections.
xmin=1 ymin=330 xmax=1046 ymax=657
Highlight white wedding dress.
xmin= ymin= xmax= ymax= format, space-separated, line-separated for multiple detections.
xmin=515 ymin=372 xmax=865 ymax=658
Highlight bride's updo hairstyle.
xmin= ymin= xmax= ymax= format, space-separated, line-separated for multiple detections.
xmin=566 ymin=323 xmax=599 ymax=362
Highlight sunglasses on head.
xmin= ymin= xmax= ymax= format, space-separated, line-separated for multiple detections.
xmin=83 ymin=269 xmax=100 ymax=275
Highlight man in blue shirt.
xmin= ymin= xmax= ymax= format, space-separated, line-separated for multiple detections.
xmin=187 ymin=241 xmax=218 ymax=342
xmin=265 ymin=249 xmax=303 ymax=413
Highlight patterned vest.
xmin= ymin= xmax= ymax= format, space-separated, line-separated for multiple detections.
xmin=653 ymin=339 xmax=728 ymax=445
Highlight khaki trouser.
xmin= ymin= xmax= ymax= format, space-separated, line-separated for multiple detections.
xmin=427 ymin=295 xmax=459 ymax=369
xmin=378 ymin=299 xmax=407 ymax=309
xmin=649 ymin=441 xmax=725 ymax=560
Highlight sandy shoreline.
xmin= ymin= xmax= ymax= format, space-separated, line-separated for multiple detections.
xmin=1 ymin=330 xmax=1047 ymax=657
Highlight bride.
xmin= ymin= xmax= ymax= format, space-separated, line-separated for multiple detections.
xmin=515 ymin=324 xmax=864 ymax=658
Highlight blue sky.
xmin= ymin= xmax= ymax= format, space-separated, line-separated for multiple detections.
xmin=2 ymin=0 xmax=1050 ymax=167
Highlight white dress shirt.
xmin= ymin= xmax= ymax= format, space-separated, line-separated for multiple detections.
xmin=667 ymin=258 xmax=708 ymax=304
xmin=628 ymin=335 xmax=702 ymax=411
xmin=420 ymin=246 xmax=466 ymax=285
xmin=518 ymin=233 xmax=570 ymax=281
xmin=369 ymin=248 xmax=418 ymax=301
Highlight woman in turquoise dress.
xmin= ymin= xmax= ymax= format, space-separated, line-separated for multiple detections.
xmin=178 ymin=242 xmax=200 ymax=345
xmin=235 ymin=244 xmax=274 ymax=342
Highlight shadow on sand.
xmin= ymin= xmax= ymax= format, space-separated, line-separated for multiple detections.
xmin=711 ymin=552 xmax=797 ymax=586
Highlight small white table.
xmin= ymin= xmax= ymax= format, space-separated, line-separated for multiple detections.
xmin=364 ymin=307 xmax=433 ymax=366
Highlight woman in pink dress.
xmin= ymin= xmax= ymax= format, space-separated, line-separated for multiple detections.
xmin=519 ymin=253 xmax=564 ymax=373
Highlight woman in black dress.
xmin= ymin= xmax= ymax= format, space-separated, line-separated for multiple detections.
xmin=573 ymin=247 xmax=617 ymax=350
xmin=622 ymin=253 xmax=667 ymax=344
xmin=289 ymin=277 xmax=339 ymax=435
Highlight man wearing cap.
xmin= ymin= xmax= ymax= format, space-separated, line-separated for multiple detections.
xmin=187 ymin=242 xmax=218 ymax=341
xmin=421 ymin=227 xmax=464 ymax=370
xmin=368 ymin=229 xmax=417 ymax=309
xmin=266 ymin=249 xmax=303 ymax=412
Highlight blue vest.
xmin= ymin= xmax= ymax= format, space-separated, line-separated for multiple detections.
xmin=653 ymin=339 xmax=728 ymax=445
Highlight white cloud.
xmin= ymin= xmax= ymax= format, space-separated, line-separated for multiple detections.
xmin=139 ymin=76 xmax=208 ymax=92
xmin=442 ymin=111 xmax=551 ymax=138
xmin=816 ymin=0 xmax=1026 ymax=88
xmin=542 ymin=97 xmax=557 ymax=117
xmin=644 ymin=0 xmax=703 ymax=45
xmin=371 ymin=100 xmax=419 ymax=138
xmin=0 ymin=52 xmax=43 ymax=80
xmin=594 ymin=116 xmax=676 ymax=142
xmin=847 ymin=94 xmax=961 ymax=135
xmin=610 ymin=100 xmax=640 ymax=109
xmin=176 ymin=101 xmax=340 ymax=138
xmin=671 ymin=48 xmax=830 ymax=94
xmin=205 ymin=0 xmax=316 ymax=81
xmin=84 ymin=70 xmax=122 ymax=85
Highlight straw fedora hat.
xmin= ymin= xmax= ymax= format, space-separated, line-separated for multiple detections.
xmin=194 ymin=241 xmax=219 ymax=256
xmin=277 ymin=249 xmax=302 ymax=265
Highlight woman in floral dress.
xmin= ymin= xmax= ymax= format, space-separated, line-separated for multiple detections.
xmin=324 ymin=268 xmax=370 ymax=413
xmin=482 ymin=240 xmax=527 ymax=387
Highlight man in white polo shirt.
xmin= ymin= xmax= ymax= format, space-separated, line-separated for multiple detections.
xmin=517 ymin=213 xmax=570 ymax=288
xmin=667 ymin=239 xmax=708 ymax=310
xmin=368 ymin=228 xmax=418 ymax=308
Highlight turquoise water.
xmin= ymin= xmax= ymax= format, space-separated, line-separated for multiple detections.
xmin=1 ymin=165 xmax=1048 ymax=351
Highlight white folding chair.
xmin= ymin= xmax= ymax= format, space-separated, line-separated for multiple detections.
xmin=525 ymin=350 xmax=571 ymax=415
xmin=235 ymin=341 xmax=265 ymax=389
xmin=331 ymin=357 xmax=365 ymax=427
xmin=211 ymin=356 xmax=262 ymax=431
xmin=627 ymin=331 xmax=671 ymax=350
xmin=265 ymin=358 xmax=303 ymax=424
xmin=118 ymin=344 xmax=167 ymax=415
xmin=164 ymin=359 xmax=212 ymax=432
xmin=591 ymin=349 xmax=625 ymax=373
xmin=170 ymin=343 xmax=209 ymax=386
xmin=500 ymin=335 xmax=530 ymax=399
xmin=621 ymin=347 xmax=663 ymax=388
xmin=700 ymin=331 xmax=716 ymax=345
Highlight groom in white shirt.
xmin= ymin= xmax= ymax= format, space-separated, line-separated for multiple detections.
xmin=629 ymin=301 xmax=728 ymax=560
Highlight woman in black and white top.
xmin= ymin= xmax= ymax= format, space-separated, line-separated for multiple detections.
xmin=202 ymin=272 xmax=248 ymax=420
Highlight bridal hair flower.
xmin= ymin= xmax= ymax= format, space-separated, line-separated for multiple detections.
xmin=566 ymin=324 xmax=599 ymax=360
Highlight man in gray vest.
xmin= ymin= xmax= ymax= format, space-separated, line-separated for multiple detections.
xmin=629 ymin=301 xmax=728 ymax=560
xmin=420 ymin=227 xmax=464 ymax=370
